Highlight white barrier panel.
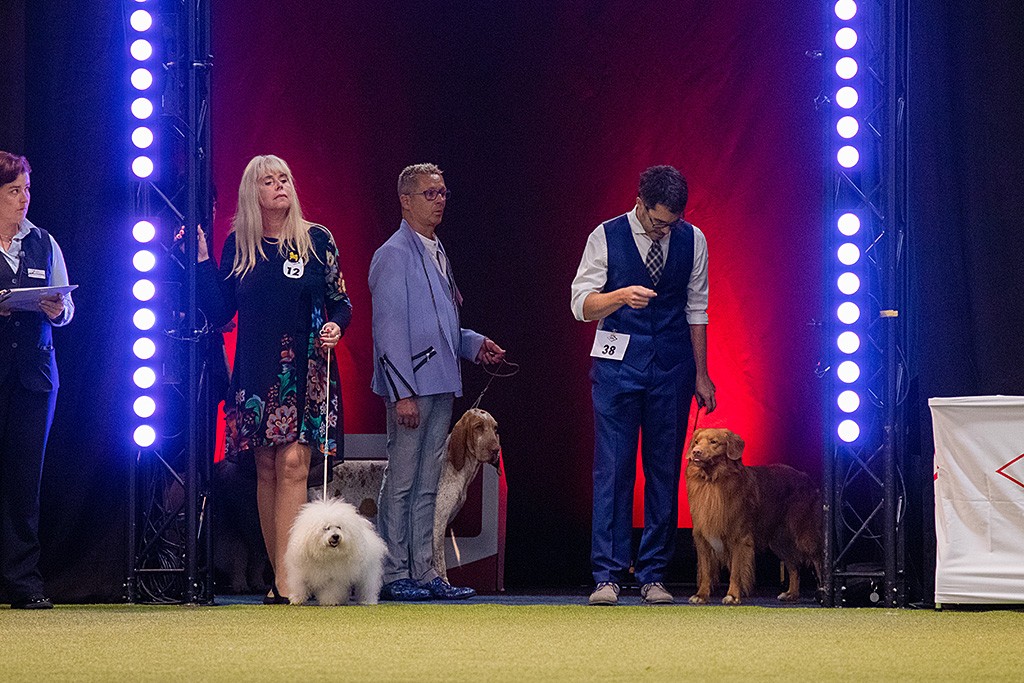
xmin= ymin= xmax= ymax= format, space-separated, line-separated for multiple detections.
xmin=930 ymin=396 xmax=1024 ymax=604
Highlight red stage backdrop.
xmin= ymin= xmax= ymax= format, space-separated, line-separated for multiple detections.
xmin=212 ymin=1 xmax=824 ymax=583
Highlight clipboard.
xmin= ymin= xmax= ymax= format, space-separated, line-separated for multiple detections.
xmin=0 ymin=285 xmax=78 ymax=312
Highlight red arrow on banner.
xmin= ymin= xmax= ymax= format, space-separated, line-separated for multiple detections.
xmin=995 ymin=453 xmax=1024 ymax=490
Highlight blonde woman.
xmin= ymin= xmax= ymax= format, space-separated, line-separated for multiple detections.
xmin=197 ymin=155 xmax=351 ymax=603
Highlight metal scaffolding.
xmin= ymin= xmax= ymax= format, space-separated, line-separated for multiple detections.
xmin=822 ymin=0 xmax=909 ymax=607
xmin=126 ymin=0 xmax=215 ymax=605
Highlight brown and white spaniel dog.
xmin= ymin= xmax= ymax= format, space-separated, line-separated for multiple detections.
xmin=432 ymin=408 xmax=501 ymax=582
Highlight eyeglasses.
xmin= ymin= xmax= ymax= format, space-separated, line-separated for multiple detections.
xmin=404 ymin=188 xmax=451 ymax=202
xmin=642 ymin=204 xmax=681 ymax=231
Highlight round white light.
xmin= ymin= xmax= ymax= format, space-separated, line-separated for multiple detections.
xmin=838 ymin=419 xmax=861 ymax=443
xmin=836 ymin=57 xmax=858 ymax=80
xmin=838 ymin=213 xmax=861 ymax=235
xmin=132 ymin=156 xmax=154 ymax=178
xmin=836 ymin=86 xmax=859 ymax=109
xmin=836 ymin=116 xmax=859 ymax=139
xmin=837 ymin=331 xmax=861 ymax=354
xmin=131 ymin=97 xmax=153 ymax=119
xmin=133 ymin=249 xmax=156 ymax=272
xmin=837 ymin=242 xmax=861 ymax=266
xmin=134 ymin=425 xmax=157 ymax=448
xmin=837 ymin=390 xmax=861 ymax=413
xmin=835 ymin=0 xmax=857 ymax=20
xmin=130 ymin=9 xmax=153 ymax=31
xmin=835 ymin=27 xmax=858 ymax=50
xmin=133 ymin=220 xmax=156 ymax=242
xmin=130 ymin=67 xmax=153 ymax=90
xmin=134 ymin=396 xmax=157 ymax=419
xmin=130 ymin=39 xmax=153 ymax=61
xmin=132 ymin=126 xmax=154 ymax=149
xmin=133 ymin=279 xmax=156 ymax=301
xmin=837 ymin=301 xmax=861 ymax=324
xmin=134 ymin=366 xmax=157 ymax=389
xmin=837 ymin=146 xmax=860 ymax=168
xmin=837 ymin=272 xmax=861 ymax=295
xmin=837 ymin=360 xmax=861 ymax=383
xmin=134 ymin=308 xmax=156 ymax=331
xmin=133 ymin=337 xmax=156 ymax=359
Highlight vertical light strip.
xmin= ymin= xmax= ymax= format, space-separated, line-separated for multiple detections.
xmin=832 ymin=0 xmax=863 ymax=444
xmin=130 ymin=0 xmax=158 ymax=449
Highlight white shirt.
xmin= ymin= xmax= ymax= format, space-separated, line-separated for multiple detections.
xmin=571 ymin=207 xmax=708 ymax=325
xmin=0 ymin=218 xmax=75 ymax=326
xmin=414 ymin=230 xmax=448 ymax=277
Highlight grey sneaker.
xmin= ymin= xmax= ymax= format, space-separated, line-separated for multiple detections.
xmin=588 ymin=582 xmax=620 ymax=606
xmin=641 ymin=582 xmax=674 ymax=604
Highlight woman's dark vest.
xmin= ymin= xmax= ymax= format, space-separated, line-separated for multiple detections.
xmin=0 ymin=226 xmax=59 ymax=392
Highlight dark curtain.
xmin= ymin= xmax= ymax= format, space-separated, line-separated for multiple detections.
xmin=3 ymin=0 xmax=131 ymax=602
xmin=210 ymin=0 xmax=825 ymax=587
xmin=908 ymin=1 xmax=1024 ymax=601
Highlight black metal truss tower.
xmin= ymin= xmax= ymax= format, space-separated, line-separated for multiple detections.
xmin=822 ymin=0 xmax=909 ymax=607
xmin=126 ymin=0 xmax=214 ymax=604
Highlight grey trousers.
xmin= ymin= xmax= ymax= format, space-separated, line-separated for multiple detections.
xmin=377 ymin=393 xmax=454 ymax=583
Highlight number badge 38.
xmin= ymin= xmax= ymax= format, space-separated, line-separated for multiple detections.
xmin=590 ymin=329 xmax=630 ymax=361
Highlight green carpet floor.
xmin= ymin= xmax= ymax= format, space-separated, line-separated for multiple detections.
xmin=3 ymin=604 xmax=1022 ymax=681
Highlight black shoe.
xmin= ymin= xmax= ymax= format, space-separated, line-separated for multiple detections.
xmin=262 ymin=584 xmax=290 ymax=605
xmin=422 ymin=577 xmax=476 ymax=600
xmin=11 ymin=595 xmax=53 ymax=610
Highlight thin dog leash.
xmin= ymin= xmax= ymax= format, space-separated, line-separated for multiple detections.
xmin=470 ymin=357 xmax=519 ymax=410
xmin=321 ymin=346 xmax=331 ymax=502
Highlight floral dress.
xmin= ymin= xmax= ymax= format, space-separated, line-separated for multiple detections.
xmin=199 ymin=225 xmax=352 ymax=474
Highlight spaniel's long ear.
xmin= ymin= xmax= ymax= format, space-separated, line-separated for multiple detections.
xmin=448 ymin=412 xmax=472 ymax=471
xmin=726 ymin=430 xmax=746 ymax=461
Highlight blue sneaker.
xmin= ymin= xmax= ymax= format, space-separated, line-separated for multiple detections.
xmin=422 ymin=577 xmax=476 ymax=600
xmin=380 ymin=578 xmax=431 ymax=601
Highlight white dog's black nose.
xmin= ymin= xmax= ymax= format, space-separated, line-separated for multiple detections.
xmin=328 ymin=534 xmax=340 ymax=547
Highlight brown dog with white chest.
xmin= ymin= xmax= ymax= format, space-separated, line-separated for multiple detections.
xmin=685 ymin=428 xmax=822 ymax=605
xmin=432 ymin=408 xmax=501 ymax=582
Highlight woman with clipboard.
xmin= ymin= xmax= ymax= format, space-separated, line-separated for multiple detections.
xmin=0 ymin=151 xmax=75 ymax=610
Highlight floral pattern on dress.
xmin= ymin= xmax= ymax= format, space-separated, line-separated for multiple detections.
xmin=325 ymin=234 xmax=347 ymax=300
xmin=298 ymin=304 xmax=339 ymax=459
xmin=224 ymin=389 xmax=265 ymax=456
xmin=263 ymin=333 xmax=299 ymax=444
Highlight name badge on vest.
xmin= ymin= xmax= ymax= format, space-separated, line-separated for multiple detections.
xmin=590 ymin=329 xmax=630 ymax=361
xmin=27 ymin=268 xmax=47 ymax=280
xmin=283 ymin=251 xmax=305 ymax=279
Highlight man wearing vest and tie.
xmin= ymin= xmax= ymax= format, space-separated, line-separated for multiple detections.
xmin=571 ymin=165 xmax=716 ymax=606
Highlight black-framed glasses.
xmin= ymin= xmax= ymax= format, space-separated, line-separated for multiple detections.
xmin=642 ymin=204 xmax=681 ymax=231
xmin=404 ymin=188 xmax=451 ymax=202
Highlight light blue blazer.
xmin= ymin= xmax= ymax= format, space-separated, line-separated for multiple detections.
xmin=369 ymin=220 xmax=485 ymax=402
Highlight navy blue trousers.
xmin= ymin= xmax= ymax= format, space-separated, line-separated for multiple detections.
xmin=0 ymin=371 xmax=56 ymax=602
xmin=590 ymin=358 xmax=694 ymax=585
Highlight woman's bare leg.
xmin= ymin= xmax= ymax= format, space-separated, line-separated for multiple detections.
xmin=272 ymin=441 xmax=311 ymax=596
xmin=254 ymin=446 xmax=279 ymax=594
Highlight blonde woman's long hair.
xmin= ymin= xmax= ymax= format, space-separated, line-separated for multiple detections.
xmin=229 ymin=154 xmax=314 ymax=279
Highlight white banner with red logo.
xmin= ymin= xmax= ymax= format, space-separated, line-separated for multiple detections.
xmin=931 ymin=395 xmax=1024 ymax=604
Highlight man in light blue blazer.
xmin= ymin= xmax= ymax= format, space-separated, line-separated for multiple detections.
xmin=370 ymin=163 xmax=505 ymax=601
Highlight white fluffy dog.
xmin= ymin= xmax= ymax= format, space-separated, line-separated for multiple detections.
xmin=283 ymin=498 xmax=386 ymax=606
